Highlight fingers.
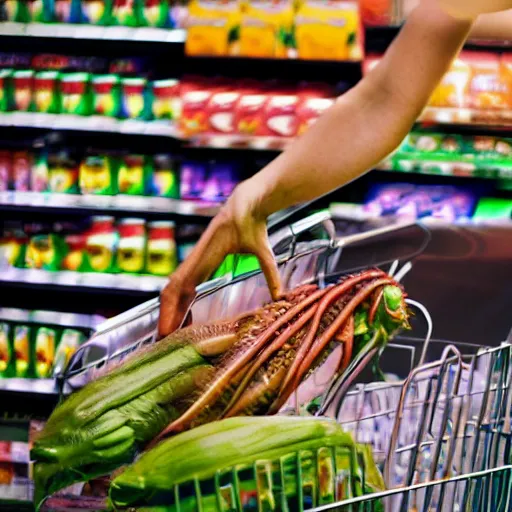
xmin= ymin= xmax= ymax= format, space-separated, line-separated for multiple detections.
xmin=255 ymin=234 xmax=282 ymax=301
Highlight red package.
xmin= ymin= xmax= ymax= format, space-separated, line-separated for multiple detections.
xmin=0 ymin=150 xmax=12 ymax=191
xmin=296 ymin=96 xmax=335 ymax=136
xmin=261 ymin=86 xmax=300 ymax=138
xmin=235 ymin=84 xmax=270 ymax=136
xmin=12 ymin=151 xmax=32 ymax=192
xmin=180 ymin=78 xmax=216 ymax=137
xmin=206 ymin=82 xmax=241 ymax=135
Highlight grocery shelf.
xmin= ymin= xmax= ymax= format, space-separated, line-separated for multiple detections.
xmin=187 ymin=133 xmax=292 ymax=151
xmin=0 ymin=22 xmax=186 ymax=43
xmin=0 ymin=378 xmax=60 ymax=418
xmin=0 ymin=307 xmax=105 ymax=330
xmin=419 ymin=107 xmax=512 ymax=127
xmin=0 ymin=191 xmax=220 ymax=219
xmin=0 ymin=377 xmax=57 ymax=395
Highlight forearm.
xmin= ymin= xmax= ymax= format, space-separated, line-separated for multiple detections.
xmin=244 ymin=0 xmax=472 ymax=219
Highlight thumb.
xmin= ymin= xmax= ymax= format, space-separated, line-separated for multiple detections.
xmin=254 ymin=233 xmax=282 ymax=300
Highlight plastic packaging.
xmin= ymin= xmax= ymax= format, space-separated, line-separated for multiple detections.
xmin=48 ymin=151 xmax=80 ymax=193
xmin=53 ymin=328 xmax=86 ymax=377
xmin=180 ymin=160 xmax=207 ymax=199
xmin=34 ymin=327 xmax=57 ymax=378
xmin=81 ymin=0 xmax=112 ymax=24
xmin=31 ymin=152 xmax=50 ymax=192
xmin=118 ymin=154 xmax=148 ymax=195
xmin=25 ymin=234 xmax=67 ymax=271
xmin=13 ymin=70 xmax=34 ymax=112
xmin=120 ymin=77 xmax=148 ymax=119
xmin=61 ymin=72 xmax=92 ymax=116
xmin=62 ymin=233 xmax=86 ymax=271
xmin=151 ymin=79 xmax=180 ymax=120
xmin=146 ymin=221 xmax=177 ymax=276
xmin=151 ymin=153 xmax=179 ymax=197
xmin=34 ymin=71 xmax=61 ymax=114
xmin=79 ymin=154 xmax=118 ymax=195
xmin=13 ymin=325 xmax=31 ymax=378
xmin=92 ymin=74 xmax=121 ymax=117
xmin=85 ymin=216 xmax=118 ymax=273
xmin=116 ymin=218 xmax=146 ymax=273
xmin=0 ymin=323 xmax=12 ymax=378
xmin=0 ymin=70 xmax=13 ymax=112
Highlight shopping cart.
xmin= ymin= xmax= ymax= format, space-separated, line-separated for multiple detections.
xmin=40 ymin=212 xmax=511 ymax=511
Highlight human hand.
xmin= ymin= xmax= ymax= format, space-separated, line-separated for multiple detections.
xmin=158 ymin=180 xmax=282 ymax=337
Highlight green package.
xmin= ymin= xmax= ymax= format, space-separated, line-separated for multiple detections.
xmin=0 ymin=70 xmax=13 ymax=112
xmin=151 ymin=154 xmax=179 ymax=197
xmin=118 ymin=154 xmax=149 ymax=195
xmin=473 ymin=198 xmax=512 ymax=220
xmin=32 ymin=152 xmax=50 ymax=192
xmin=84 ymin=216 xmax=118 ymax=273
xmin=61 ymin=73 xmax=92 ymax=116
xmin=25 ymin=234 xmax=68 ymax=271
xmin=4 ymin=0 xmax=31 ymax=21
xmin=151 ymin=79 xmax=179 ymax=120
xmin=137 ymin=0 xmax=169 ymax=27
xmin=14 ymin=324 xmax=31 ymax=378
xmin=29 ymin=0 xmax=54 ymax=22
xmin=34 ymin=71 xmax=61 ymax=114
xmin=48 ymin=151 xmax=80 ymax=193
xmin=34 ymin=327 xmax=58 ymax=378
xmin=13 ymin=70 xmax=35 ymax=112
xmin=79 ymin=154 xmax=118 ymax=195
xmin=92 ymin=74 xmax=121 ymax=117
xmin=53 ymin=329 xmax=86 ymax=377
xmin=112 ymin=0 xmax=138 ymax=25
xmin=0 ymin=322 xmax=13 ymax=378
xmin=81 ymin=0 xmax=113 ymax=24
xmin=120 ymin=77 xmax=149 ymax=119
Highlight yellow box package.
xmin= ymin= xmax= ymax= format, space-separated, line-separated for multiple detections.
xmin=185 ymin=0 xmax=241 ymax=57
xmin=239 ymin=0 xmax=294 ymax=58
xmin=295 ymin=0 xmax=362 ymax=61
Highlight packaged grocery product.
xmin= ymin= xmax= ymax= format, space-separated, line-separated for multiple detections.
xmin=180 ymin=79 xmax=214 ymax=136
xmin=495 ymin=138 xmax=512 ymax=157
xmin=92 ymin=75 xmax=121 ymax=117
xmin=117 ymin=218 xmax=146 ymax=273
xmin=34 ymin=71 xmax=61 ymax=114
xmin=13 ymin=70 xmax=34 ymax=112
xmin=28 ymin=0 xmax=51 ymax=22
xmin=13 ymin=325 xmax=31 ymax=378
xmin=112 ymin=0 xmax=137 ymax=25
xmin=202 ymin=161 xmax=238 ymax=201
xmin=180 ymin=160 xmax=207 ymax=199
xmin=61 ymin=73 xmax=92 ymax=116
xmin=26 ymin=234 xmax=67 ymax=271
xmin=34 ymin=326 xmax=57 ymax=378
xmin=138 ymin=0 xmax=169 ymax=27
xmin=53 ymin=328 xmax=85 ymax=376
xmin=0 ymin=151 xmax=12 ymax=191
xmin=31 ymin=152 xmax=49 ymax=192
xmin=146 ymin=221 xmax=177 ymax=276
xmin=405 ymin=133 xmax=462 ymax=154
xmin=296 ymin=96 xmax=334 ymax=136
xmin=118 ymin=154 xmax=148 ymax=195
xmin=79 ymin=154 xmax=118 ymax=195
xmin=360 ymin=0 xmax=392 ymax=26
xmin=0 ymin=323 xmax=12 ymax=378
xmin=120 ymin=77 xmax=148 ymax=119
xmin=466 ymin=52 xmax=509 ymax=110
xmin=81 ymin=0 xmax=112 ymax=24
xmin=48 ymin=151 xmax=80 ymax=193
xmin=206 ymin=86 xmax=241 ymax=134
xmin=235 ymin=84 xmax=269 ymax=135
xmin=261 ymin=88 xmax=300 ymax=137
xmin=0 ymin=70 xmax=13 ymax=112
xmin=12 ymin=151 xmax=32 ymax=192
xmin=2 ymin=228 xmax=27 ymax=268
xmin=151 ymin=154 xmax=179 ymax=197
xmin=239 ymin=0 xmax=294 ymax=58
xmin=185 ymin=0 xmax=241 ymax=56
xmin=62 ymin=233 xmax=86 ymax=271
xmin=151 ymin=79 xmax=180 ymax=120
xmin=295 ymin=0 xmax=362 ymax=61
xmin=54 ymin=0 xmax=82 ymax=22
xmin=85 ymin=216 xmax=118 ymax=273
xmin=3 ymin=0 xmax=31 ymax=21
xmin=465 ymin=135 xmax=496 ymax=156
xmin=428 ymin=57 xmax=471 ymax=108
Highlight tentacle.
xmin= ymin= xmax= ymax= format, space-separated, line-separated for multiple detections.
xmin=277 ymin=269 xmax=386 ymax=398
xmin=336 ymin=314 xmax=354 ymax=373
xmin=368 ymin=288 xmax=384 ymax=325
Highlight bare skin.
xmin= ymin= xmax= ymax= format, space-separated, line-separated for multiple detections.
xmin=158 ymin=0 xmax=511 ymax=337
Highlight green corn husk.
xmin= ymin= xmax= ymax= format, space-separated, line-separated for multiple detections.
xmin=109 ymin=416 xmax=378 ymax=511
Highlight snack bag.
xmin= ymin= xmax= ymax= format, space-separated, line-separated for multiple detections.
xmin=0 ymin=70 xmax=13 ymax=112
xmin=34 ymin=327 xmax=57 ymax=378
xmin=12 ymin=151 xmax=32 ymax=192
xmin=13 ymin=70 xmax=34 ymax=112
xmin=79 ymin=154 xmax=118 ymax=195
xmin=137 ymin=0 xmax=169 ymax=27
xmin=239 ymin=0 xmax=294 ymax=58
xmin=0 ymin=323 xmax=12 ymax=378
xmin=261 ymin=87 xmax=300 ymax=137
xmin=48 ymin=151 xmax=80 ymax=193
xmin=112 ymin=0 xmax=138 ymax=25
xmin=146 ymin=221 xmax=177 ymax=276
xmin=92 ymin=75 xmax=121 ymax=117
xmin=81 ymin=0 xmax=112 ymax=23
xmin=151 ymin=154 xmax=179 ymax=197
xmin=180 ymin=79 xmax=214 ymax=136
xmin=3 ymin=0 xmax=31 ymax=21
xmin=61 ymin=73 xmax=92 ymax=116
xmin=295 ymin=0 xmax=362 ymax=61
xmin=34 ymin=71 xmax=61 ymax=114
xmin=54 ymin=0 xmax=82 ymax=22
xmin=26 ymin=234 xmax=67 ymax=271
xmin=31 ymin=152 xmax=49 ymax=192
xmin=202 ymin=161 xmax=238 ymax=201
xmin=206 ymin=86 xmax=241 ymax=134
xmin=3 ymin=230 xmax=27 ymax=268
xmin=151 ymin=79 xmax=180 ymax=120
xmin=116 ymin=218 xmax=146 ymax=273
xmin=13 ymin=325 xmax=31 ymax=378
xmin=53 ymin=329 xmax=85 ymax=376
xmin=28 ymin=0 xmax=52 ymax=21
xmin=185 ymin=0 xmax=241 ymax=57
xmin=118 ymin=154 xmax=148 ymax=195
xmin=120 ymin=77 xmax=148 ymax=119
xmin=234 ymin=81 xmax=269 ymax=135
xmin=180 ymin=160 xmax=207 ymax=199
xmin=0 ymin=151 xmax=12 ymax=191
xmin=85 ymin=216 xmax=118 ymax=273
xmin=62 ymin=233 xmax=86 ymax=271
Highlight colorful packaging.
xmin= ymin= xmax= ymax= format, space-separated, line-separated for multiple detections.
xmin=62 ymin=233 xmax=86 ymax=271
xmin=79 ymin=154 xmax=118 ymax=195
xmin=13 ymin=70 xmax=34 ymax=112
xmin=53 ymin=328 xmax=85 ymax=376
xmin=3 ymin=0 xmax=31 ymax=21
xmin=235 ymin=86 xmax=268 ymax=135
xmin=3 ymin=230 xmax=27 ymax=268
xmin=48 ymin=152 xmax=80 ymax=193
xmin=120 ymin=77 xmax=148 ymax=119
xmin=26 ymin=234 xmax=67 ymax=271
xmin=28 ymin=0 xmax=51 ymax=22
xmin=34 ymin=71 xmax=61 ymax=114
xmin=118 ymin=154 xmax=148 ymax=195
xmin=0 ymin=323 xmax=12 ymax=378
xmin=138 ymin=0 xmax=169 ymax=27
xmin=296 ymin=96 xmax=334 ymax=136
xmin=429 ymin=56 xmax=472 ymax=108
xmin=116 ymin=218 xmax=146 ymax=273
xmin=206 ymin=87 xmax=241 ymax=134
xmin=31 ymin=152 xmax=49 ymax=192
xmin=54 ymin=0 xmax=81 ymax=22
xmin=202 ymin=161 xmax=238 ymax=201
xmin=146 ymin=221 xmax=177 ymax=276
xmin=14 ymin=325 xmax=31 ymax=378
xmin=295 ymin=1 xmax=362 ymax=61
xmin=92 ymin=75 xmax=121 ymax=117
xmin=61 ymin=73 xmax=92 ymax=116
xmin=151 ymin=79 xmax=180 ymax=120
xmin=81 ymin=0 xmax=112 ymax=24
xmin=34 ymin=327 xmax=57 ymax=378
xmin=85 ymin=216 xmax=118 ymax=273
xmin=239 ymin=0 xmax=294 ymax=58
xmin=180 ymin=80 xmax=214 ymax=136
xmin=0 ymin=151 xmax=12 ymax=191
xmin=151 ymin=154 xmax=179 ymax=197
xmin=12 ymin=151 xmax=32 ymax=192
xmin=360 ymin=0 xmax=392 ymax=26
xmin=180 ymin=161 xmax=207 ymax=199
xmin=261 ymin=89 xmax=300 ymax=137
xmin=0 ymin=70 xmax=13 ymax=112
xmin=185 ymin=0 xmax=241 ymax=57
xmin=112 ymin=0 xmax=137 ymax=25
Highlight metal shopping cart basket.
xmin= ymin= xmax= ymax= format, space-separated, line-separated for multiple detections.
xmin=41 ymin=212 xmax=511 ymax=511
